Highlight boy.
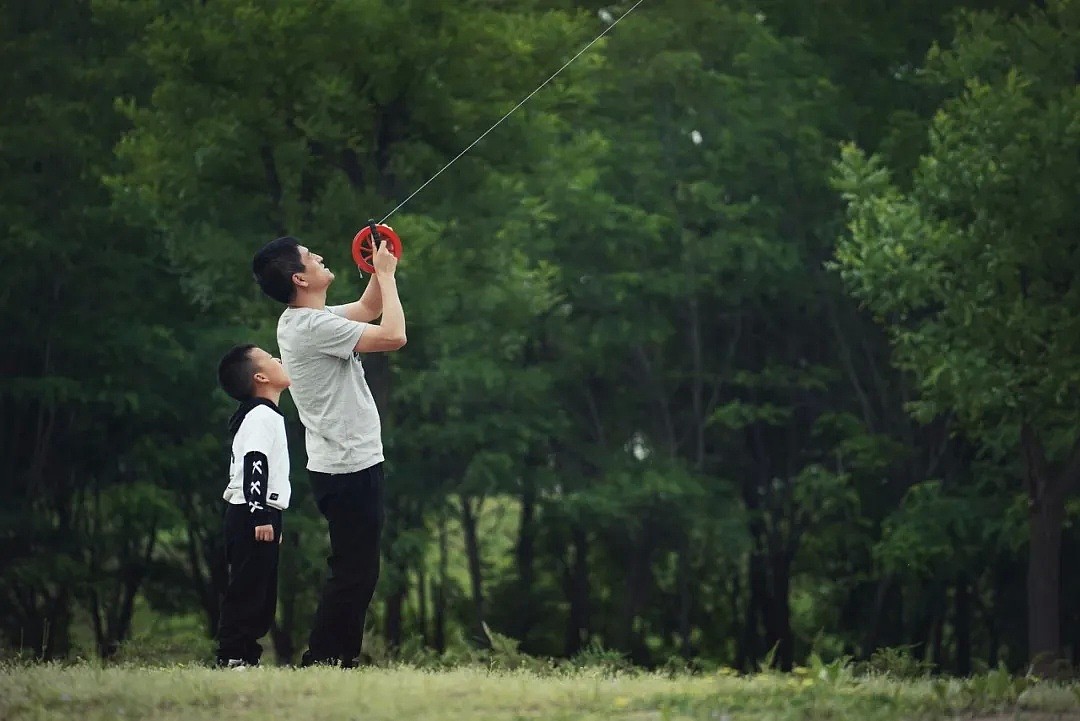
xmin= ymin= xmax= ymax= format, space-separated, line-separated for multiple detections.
xmin=251 ymin=234 xmax=405 ymax=668
xmin=215 ymin=343 xmax=293 ymax=668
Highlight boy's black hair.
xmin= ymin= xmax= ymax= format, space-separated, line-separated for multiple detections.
xmin=252 ymin=236 xmax=304 ymax=304
xmin=218 ymin=344 xmax=258 ymax=401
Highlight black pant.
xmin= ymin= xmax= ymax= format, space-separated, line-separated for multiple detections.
xmin=216 ymin=504 xmax=281 ymax=665
xmin=302 ymin=463 xmax=384 ymax=667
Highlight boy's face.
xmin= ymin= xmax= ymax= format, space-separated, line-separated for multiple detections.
xmin=250 ymin=347 xmax=291 ymax=390
xmin=293 ymin=245 xmax=334 ymax=293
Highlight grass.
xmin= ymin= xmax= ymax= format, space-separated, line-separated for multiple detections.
xmin=2 ymin=662 xmax=1080 ymax=721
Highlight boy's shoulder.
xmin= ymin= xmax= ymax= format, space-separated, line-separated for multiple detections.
xmin=231 ymin=400 xmax=286 ymax=442
xmin=245 ymin=402 xmax=285 ymax=426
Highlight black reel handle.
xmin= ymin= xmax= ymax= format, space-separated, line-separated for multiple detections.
xmin=367 ymin=218 xmax=381 ymax=250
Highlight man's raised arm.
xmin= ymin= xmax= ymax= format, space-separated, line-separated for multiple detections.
xmin=338 ymin=272 xmax=382 ymax=323
xmin=354 ymin=243 xmax=405 ymax=353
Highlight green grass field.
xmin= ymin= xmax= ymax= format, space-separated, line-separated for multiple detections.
xmin=3 ymin=663 xmax=1080 ymax=721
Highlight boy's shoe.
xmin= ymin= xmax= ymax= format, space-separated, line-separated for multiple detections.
xmin=216 ymin=657 xmax=254 ymax=670
xmin=299 ymin=651 xmax=354 ymax=668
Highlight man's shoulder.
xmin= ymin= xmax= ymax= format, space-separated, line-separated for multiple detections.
xmin=278 ymin=306 xmax=342 ymax=332
xmin=277 ymin=305 xmax=307 ymax=326
xmin=277 ymin=306 xmax=314 ymax=342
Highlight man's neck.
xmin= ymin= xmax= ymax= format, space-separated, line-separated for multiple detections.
xmin=290 ymin=289 xmax=327 ymax=310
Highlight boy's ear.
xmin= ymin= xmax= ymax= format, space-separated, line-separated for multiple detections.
xmin=253 ymin=371 xmax=270 ymax=385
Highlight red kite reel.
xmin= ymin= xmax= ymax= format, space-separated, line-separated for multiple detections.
xmin=352 ymin=219 xmax=403 ymax=274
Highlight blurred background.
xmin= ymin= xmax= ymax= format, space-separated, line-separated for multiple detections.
xmin=2 ymin=0 xmax=1078 ymax=675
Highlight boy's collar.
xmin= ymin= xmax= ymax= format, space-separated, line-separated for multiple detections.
xmin=248 ymin=397 xmax=284 ymax=416
xmin=228 ymin=396 xmax=285 ymax=438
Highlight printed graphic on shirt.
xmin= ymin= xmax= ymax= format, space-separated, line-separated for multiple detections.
xmin=243 ymin=450 xmax=270 ymax=521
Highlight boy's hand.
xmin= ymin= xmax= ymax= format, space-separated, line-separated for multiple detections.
xmin=372 ymin=237 xmax=398 ymax=276
xmin=254 ymin=524 xmax=275 ymax=542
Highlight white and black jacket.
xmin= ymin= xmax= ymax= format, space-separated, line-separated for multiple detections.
xmin=223 ymin=398 xmax=291 ymax=523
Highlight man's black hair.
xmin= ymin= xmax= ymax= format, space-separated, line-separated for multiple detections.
xmin=218 ymin=344 xmax=258 ymax=401
xmin=253 ymin=236 xmax=304 ymax=304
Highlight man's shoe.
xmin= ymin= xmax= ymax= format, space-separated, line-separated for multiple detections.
xmin=300 ymin=650 xmax=343 ymax=668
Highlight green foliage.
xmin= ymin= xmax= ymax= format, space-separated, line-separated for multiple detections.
xmin=3 ymin=0 xmax=1076 ymax=682
xmin=863 ymin=646 xmax=936 ymax=680
xmin=832 ymin=1 xmax=1080 ymax=440
xmin=874 ymin=479 xmax=1008 ymax=579
xmin=832 ymin=0 xmax=1080 ymax=667
xmin=568 ymin=640 xmax=635 ymax=676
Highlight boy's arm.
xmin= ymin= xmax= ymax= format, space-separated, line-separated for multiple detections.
xmin=242 ymin=450 xmax=272 ymax=528
xmin=237 ymin=414 xmax=275 ymax=542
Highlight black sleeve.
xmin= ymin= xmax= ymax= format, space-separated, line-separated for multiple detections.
xmin=243 ymin=450 xmax=272 ymax=525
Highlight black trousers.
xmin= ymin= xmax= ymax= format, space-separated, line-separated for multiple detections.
xmin=216 ymin=504 xmax=281 ymax=664
xmin=302 ymin=463 xmax=384 ymax=667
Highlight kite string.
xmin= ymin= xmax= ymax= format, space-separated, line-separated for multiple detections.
xmin=378 ymin=0 xmax=646 ymax=224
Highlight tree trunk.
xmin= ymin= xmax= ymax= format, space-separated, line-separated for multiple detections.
xmin=459 ymin=495 xmax=485 ymax=641
xmin=930 ymin=599 xmax=946 ymax=670
xmin=987 ymin=560 xmax=1008 ymax=669
xmin=434 ymin=513 xmax=448 ymax=653
xmin=861 ymin=576 xmax=902 ymax=657
xmin=417 ymin=566 xmax=429 ymax=647
xmin=385 ymin=580 xmax=406 ymax=650
xmin=676 ymin=541 xmax=692 ymax=659
xmin=1021 ymin=424 xmax=1079 ymax=673
xmin=514 ymin=474 xmax=537 ymax=646
xmin=90 ymin=523 xmax=157 ymax=659
xmin=271 ymin=531 xmax=300 ymax=665
xmin=738 ymin=549 xmax=766 ymax=671
xmin=41 ymin=590 xmax=72 ymax=661
xmin=185 ymin=518 xmax=226 ymax=636
xmin=955 ymin=575 xmax=972 ymax=676
xmin=765 ymin=550 xmax=794 ymax=671
xmin=911 ymin=584 xmax=941 ymax=665
xmin=117 ymin=530 xmax=157 ymax=654
xmin=730 ymin=570 xmax=746 ymax=669
xmin=617 ymin=533 xmax=653 ymax=664
xmin=1027 ymin=497 xmax=1064 ymax=671
xmin=563 ymin=524 xmax=590 ymax=656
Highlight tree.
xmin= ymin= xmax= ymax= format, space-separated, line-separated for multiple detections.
xmin=0 ymin=0 xmax=188 ymax=658
xmin=109 ymin=0 xmax=601 ymax=659
xmin=833 ymin=0 xmax=1080 ymax=671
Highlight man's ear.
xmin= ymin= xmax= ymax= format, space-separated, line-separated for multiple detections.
xmin=292 ymin=272 xmax=308 ymax=289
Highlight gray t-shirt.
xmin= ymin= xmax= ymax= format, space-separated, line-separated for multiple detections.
xmin=277 ymin=305 xmax=383 ymax=474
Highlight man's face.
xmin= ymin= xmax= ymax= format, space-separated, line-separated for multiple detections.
xmin=250 ymin=347 xmax=290 ymax=389
xmin=294 ymin=245 xmax=334 ymax=292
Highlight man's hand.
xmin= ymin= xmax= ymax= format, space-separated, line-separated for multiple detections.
xmin=255 ymin=524 xmax=275 ymax=542
xmin=372 ymin=237 xmax=398 ymax=276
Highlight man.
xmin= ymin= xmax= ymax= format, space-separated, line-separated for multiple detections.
xmin=252 ymin=233 xmax=405 ymax=667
